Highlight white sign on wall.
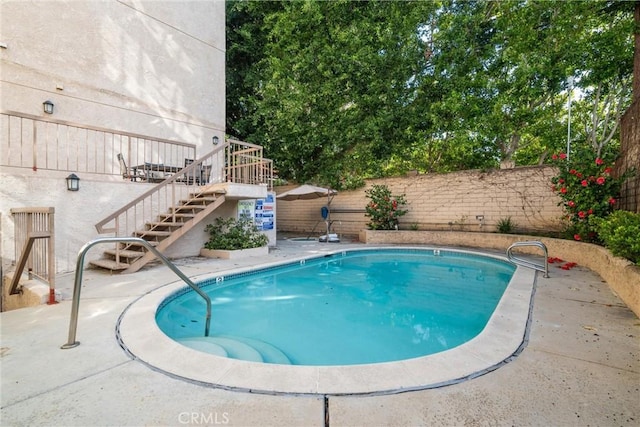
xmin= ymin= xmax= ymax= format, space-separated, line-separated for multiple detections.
xmin=237 ymin=193 xmax=276 ymax=246
xmin=237 ymin=199 xmax=255 ymax=221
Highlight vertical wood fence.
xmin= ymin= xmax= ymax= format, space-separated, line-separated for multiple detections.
xmin=9 ymin=207 xmax=56 ymax=303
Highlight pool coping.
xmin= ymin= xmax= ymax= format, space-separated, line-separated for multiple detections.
xmin=116 ymin=246 xmax=536 ymax=396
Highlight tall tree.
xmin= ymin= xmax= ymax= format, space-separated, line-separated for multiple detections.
xmin=635 ymin=1 xmax=640 ymax=101
xmin=254 ymin=0 xmax=440 ymax=189
xmin=567 ymin=1 xmax=634 ymax=159
xmin=226 ymin=0 xmax=634 ymax=187
xmin=226 ymin=1 xmax=283 ymax=139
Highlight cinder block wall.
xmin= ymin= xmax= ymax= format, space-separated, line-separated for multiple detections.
xmin=276 ymin=166 xmax=565 ymax=236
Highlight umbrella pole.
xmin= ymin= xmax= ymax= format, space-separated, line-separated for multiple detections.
xmin=326 ymin=191 xmax=334 ymax=240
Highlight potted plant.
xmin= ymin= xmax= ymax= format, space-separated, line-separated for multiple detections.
xmin=200 ymin=217 xmax=269 ymax=259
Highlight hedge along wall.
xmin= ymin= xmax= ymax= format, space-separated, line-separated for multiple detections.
xmin=275 ymin=165 xmax=565 ymax=236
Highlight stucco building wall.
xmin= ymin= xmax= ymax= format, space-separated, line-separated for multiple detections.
xmin=0 ymin=0 xmax=225 ymax=144
xmin=276 ymin=166 xmax=565 ymax=237
xmin=0 ymin=1 xmax=225 ymax=273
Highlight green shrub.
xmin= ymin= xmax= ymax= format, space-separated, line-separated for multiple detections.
xmin=496 ymin=216 xmax=516 ymax=234
xmin=204 ymin=217 xmax=268 ymax=250
xmin=593 ymin=210 xmax=640 ymax=265
xmin=364 ymin=184 xmax=408 ymax=230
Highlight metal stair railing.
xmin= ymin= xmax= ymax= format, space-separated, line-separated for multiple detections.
xmin=506 ymin=240 xmax=549 ymax=278
xmin=61 ymin=237 xmax=211 ymax=349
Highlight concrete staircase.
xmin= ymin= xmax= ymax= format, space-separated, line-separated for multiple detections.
xmin=90 ymin=188 xmax=226 ymax=273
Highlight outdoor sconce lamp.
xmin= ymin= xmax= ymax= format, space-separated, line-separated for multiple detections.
xmin=43 ymin=100 xmax=54 ymax=114
xmin=212 ymin=135 xmax=220 ymax=145
xmin=66 ymin=173 xmax=80 ymax=191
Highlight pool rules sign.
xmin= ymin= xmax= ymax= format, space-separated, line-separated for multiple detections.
xmin=254 ymin=193 xmax=275 ymax=231
xmin=238 ymin=193 xmax=276 ymax=245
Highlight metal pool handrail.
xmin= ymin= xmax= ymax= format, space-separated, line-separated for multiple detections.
xmin=61 ymin=237 xmax=211 ymax=349
xmin=506 ymin=240 xmax=549 ymax=278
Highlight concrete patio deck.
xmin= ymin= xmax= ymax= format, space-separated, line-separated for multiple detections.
xmin=1 ymin=238 xmax=638 ymax=426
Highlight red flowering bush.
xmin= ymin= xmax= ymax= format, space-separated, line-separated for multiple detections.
xmin=550 ymin=148 xmax=627 ymax=243
xmin=365 ymin=184 xmax=408 ymax=230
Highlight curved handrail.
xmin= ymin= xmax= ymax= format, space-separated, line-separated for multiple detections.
xmin=61 ymin=237 xmax=211 ymax=349
xmin=507 ymin=241 xmax=549 ymax=278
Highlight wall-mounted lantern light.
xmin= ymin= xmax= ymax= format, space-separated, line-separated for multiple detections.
xmin=66 ymin=173 xmax=80 ymax=191
xmin=212 ymin=135 xmax=219 ymax=145
xmin=43 ymin=100 xmax=54 ymax=114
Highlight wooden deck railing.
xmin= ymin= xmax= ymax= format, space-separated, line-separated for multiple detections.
xmin=226 ymin=138 xmax=274 ymax=188
xmin=95 ymin=147 xmax=223 ymax=236
xmin=1 ymin=111 xmax=196 ymax=176
xmin=95 ymin=139 xmax=273 ymax=239
xmin=9 ymin=207 xmax=56 ymax=303
xmin=2 ymin=111 xmax=274 ymax=278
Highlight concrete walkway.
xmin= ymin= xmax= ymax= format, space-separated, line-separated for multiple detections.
xmin=1 ymin=239 xmax=638 ymax=426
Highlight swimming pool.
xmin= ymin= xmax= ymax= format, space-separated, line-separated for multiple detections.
xmin=117 ymin=246 xmax=536 ymax=395
xmin=155 ymin=249 xmax=515 ymax=366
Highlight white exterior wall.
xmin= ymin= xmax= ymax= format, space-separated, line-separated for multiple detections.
xmin=0 ymin=0 xmax=225 ymax=142
xmin=0 ymin=0 xmax=226 ymax=273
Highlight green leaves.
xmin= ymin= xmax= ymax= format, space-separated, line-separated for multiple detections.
xmin=204 ymin=217 xmax=268 ymax=250
xmin=227 ymin=0 xmax=633 ymax=187
xmin=594 ymin=211 xmax=640 ymax=265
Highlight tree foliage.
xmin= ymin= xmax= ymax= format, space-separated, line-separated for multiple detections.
xmin=226 ymin=1 xmax=283 ymax=139
xmin=226 ymin=0 xmax=634 ymax=190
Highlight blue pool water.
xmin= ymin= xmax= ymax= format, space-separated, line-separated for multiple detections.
xmin=156 ymin=249 xmax=515 ymax=366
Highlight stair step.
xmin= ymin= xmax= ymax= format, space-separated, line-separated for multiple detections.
xmin=176 ymin=335 xmax=291 ymax=364
xmin=133 ymin=230 xmax=172 ymax=237
xmin=192 ymin=194 xmax=220 ymax=200
xmin=124 ymin=240 xmax=158 ymax=248
xmin=180 ymin=196 xmax=218 ymax=204
xmin=146 ymin=221 xmax=184 ymax=229
xmin=176 ymin=338 xmax=228 ymax=357
xmin=104 ymin=248 xmax=146 ymax=259
xmin=89 ymin=258 xmax=130 ymax=271
xmin=192 ymin=189 xmax=226 ymax=197
xmin=178 ymin=336 xmax=263 ymax=362
xmin=91 ymin=188 xmax=226 ymax=274
xmin=159 ymin=213 xmax=195 ymax=219
xmin=221 ymin=335 xmax=292 ymax=365
xmin=172 ymin=205 xmax=208 ymax=212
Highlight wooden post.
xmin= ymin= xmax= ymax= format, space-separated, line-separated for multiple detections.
xmin=47 ymin=209 xmax=56 ymax=304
